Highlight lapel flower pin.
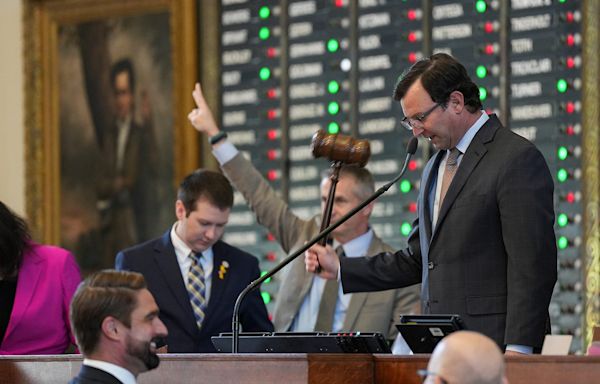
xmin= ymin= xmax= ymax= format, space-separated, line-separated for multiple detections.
xmin=218 ymin=260 xmax=230 ymax=280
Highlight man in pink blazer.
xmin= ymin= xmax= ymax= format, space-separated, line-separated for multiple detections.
xmin=0 ymin=244 xmax=81 ymax=354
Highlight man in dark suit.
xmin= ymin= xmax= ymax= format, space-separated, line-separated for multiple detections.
xmin=116 ymin=170 xmax=273 ymax=352
xmin=306 ymin=53 xmax=557 ymax=354
xmin=69 ymin=270 xmax=168 ymax=384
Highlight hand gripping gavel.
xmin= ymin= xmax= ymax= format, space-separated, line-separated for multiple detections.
xmin=310 ymin=130 xmax=371 ymax=168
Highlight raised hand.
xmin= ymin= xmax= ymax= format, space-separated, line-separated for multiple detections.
xmin=188 ymin=82 xmax=219 ymax=136
xmin=305 ymin=243 xmax=339 ymax=280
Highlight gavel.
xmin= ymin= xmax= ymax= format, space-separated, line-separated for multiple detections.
xmin=311 ymin=130 xmax=371 ymax=168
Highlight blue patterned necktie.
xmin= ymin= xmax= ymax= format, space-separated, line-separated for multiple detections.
xmin=187 ymin=252 xmax=207 ymax=329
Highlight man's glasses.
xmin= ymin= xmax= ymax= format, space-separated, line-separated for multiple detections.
xmin=400 ymin=102 xmax=443 ymax=131
xmin=416 ymin=369 xmax=449 ymax=384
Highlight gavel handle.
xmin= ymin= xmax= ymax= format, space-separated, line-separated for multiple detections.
xmin=315 ymin=161 xmax=342 ymax=272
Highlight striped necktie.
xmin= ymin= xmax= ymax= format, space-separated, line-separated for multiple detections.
xmin=187 ymin=252 xmax=207 ymax=329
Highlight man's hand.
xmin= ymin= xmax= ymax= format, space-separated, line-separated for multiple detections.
xmin=188 ymin=82 xmax=219 ymax=137
xmin=305 ymin=243 xmax=339 ymax=280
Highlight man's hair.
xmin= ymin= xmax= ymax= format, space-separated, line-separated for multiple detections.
xmin=110 ymin=58 xmax=135 ymax=92
xmin=177 ymin=169 xmax=234 ymax=215
xmin=0 ymin=201 xmax=31 ymax=279
xmin=322 ymin=164 xmax=375 ymax=200
xmin=393 ymin=53 xmax=482 ymax=113
xmin=70 ymin=270 xmax=147 ymax=356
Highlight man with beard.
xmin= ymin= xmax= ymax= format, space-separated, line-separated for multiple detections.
xmin=69 ymin=270 xmax=168 ymax=384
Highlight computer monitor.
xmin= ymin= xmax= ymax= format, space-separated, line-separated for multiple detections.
xmin=395 ymin=314 xmax=465 ymax=354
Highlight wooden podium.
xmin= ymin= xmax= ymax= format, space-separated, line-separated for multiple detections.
xmin=2 ymin=353 xmax=600 ymax=383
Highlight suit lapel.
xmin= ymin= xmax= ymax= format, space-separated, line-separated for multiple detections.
xmin=421 ymin=151 xmax=444 ymax=243
xmin=203 ymin=242 xmax=230 ymax=326
xmin=4 ymin=249 xmax=44 ymax=341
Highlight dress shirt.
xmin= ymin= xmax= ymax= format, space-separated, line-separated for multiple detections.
xmin=170 ymin=223 xmax=214 ymax=303
xmin=82 ymin=359 xmax=136 ymax=384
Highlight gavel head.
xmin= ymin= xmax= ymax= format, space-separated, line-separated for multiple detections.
xmin=311 ymin=130 xmax=371 ymax=167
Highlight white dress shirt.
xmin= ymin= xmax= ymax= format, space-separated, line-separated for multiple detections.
xmin=83 ymin=358 xmax=136 ymax=384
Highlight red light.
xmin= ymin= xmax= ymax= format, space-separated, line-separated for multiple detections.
xmin=407 ymin=10 xmax=417 ymax=20
xmin=267 ymin=170 xmax=278 ymax=181
xmin=565 ymin=102 xmax=575 ymax=114
xmin=566 ymin=34 xmax=575 ymax=46
xmin=566 ymin=192 xmax=575 ymax=204
xmin=267 ymin=47 xmax=277 ymax=58
xmin=267 ymin=88 xmax=278 ymax=99
xmin=267 ymin=129 xmax=278 ymax=140
xmin=267 ymin=109 xmax=278 ymax=120
xmin=268 ymin=313 xmax=273 ymax=321
xmin=266 ymin=252 xmax=277 ymax=261
xmin=267 ymin=149 xmax=278 ymax=160
xmin=407 ymin=32 xmax=417 ymax=42
xmin=484 ymin=44 xmax=495 ymax=55
xmin=484 ymin=22 xmax=494 ymax=33
xmin=408 ymin=202 xmax=417 ymax=213
xmin=566 ymin=12 xmax=574 ymax=23
xmin=408 ymin=160 xmax=418 ymax=171
xmin=334 ymin=0 xmax=344 ymax=7
xmin=408 ymin=52 xmax=418 ymax=63
xmin=267 ymin=233 xmax=276 ymax=241
xmin=565 ymin=125 xmax=575 ymax=136
xmin=566 ymin=57 xmax=575 ymax=68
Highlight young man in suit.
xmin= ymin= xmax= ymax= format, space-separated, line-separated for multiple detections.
xmin=116 ymin=170 xmax=273 ymax=352
xmin=305 ymin=53 xmax=557 ymax=354
xmin=69 ymin=270 xmax=168 ymax=384
xmin=188 ymin=84 xmax=420 ymax=341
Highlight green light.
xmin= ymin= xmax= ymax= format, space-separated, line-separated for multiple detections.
xmin=259 ymin=6 xmax=270 ymax=19
xmin=479 ymin=86 xmax=488 ymax=101
xmin=327 ymin=39 xmax=339 ymax=53
xmin=327 ymin=80 xmax=340 ymax=94
xmin=260 ymin=271 xmax=272 ymax=284
xmin=259 ymin=67 xmax=271 ymax=80
xmin=259 ymin=27 xmax=270 ymax=40
xmin=557 ymin=236 xmax=569 ymax=250
xmin=557 ymin=168 xmax=569 ymax=183
xmin=400 ymin=180 xmax=412 ymax=193
xmin=261 ymin=291 xmax=272 ymax=304
xmin=557 ymin=214 xmax=569 ymax=227
xmin=327 ymin=101 xmax=340 ymax=115
xmin=557 ymin=146 xmax=569 ymax=160
xmin=476 ymin=65 xmax=487 ymax=79
xmin=475 ymin=0 xmax=487 ymax=13
xmin=328 ymin=122 xmax=340 ymax=134
xmin=400 ymin=222 xmax=412 ymax=236
xmin=556 ymin=79 xmax=568 ymax=93
xmin=558 ymin=0 xmax=566 ymax=3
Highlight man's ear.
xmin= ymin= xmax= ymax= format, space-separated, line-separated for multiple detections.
xmin=101 ymin=316 xmax=122 ymax=342
xmin=175 ymin=200 xmax=186 ymax=220
xmin=448 ymin=90 xmax=465 ymax=113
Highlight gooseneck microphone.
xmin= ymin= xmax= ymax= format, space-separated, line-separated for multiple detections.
xmin=231 ymin=136 xmax=419 ymax=353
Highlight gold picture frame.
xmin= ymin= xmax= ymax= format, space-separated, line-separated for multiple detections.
xmin=24 ymin=0 xmax=199 ymax=272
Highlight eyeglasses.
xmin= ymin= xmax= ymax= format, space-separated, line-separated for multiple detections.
xmin=417 ymin=369 xmax=449 ymax=384
xmin=400 ymin=102 xmax=443 ymax=131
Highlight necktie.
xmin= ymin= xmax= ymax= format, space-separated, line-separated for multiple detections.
xmin=314 ymin=246 xmax=345 ymax=332
xmin=439 ymin=148 xmax=461 ymax=212
xmin=187 ymin=252 xmax=207 ymax=330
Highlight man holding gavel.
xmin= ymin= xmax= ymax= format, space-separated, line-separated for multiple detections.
xmin=188 ymin=83 xmax=420 ymax=341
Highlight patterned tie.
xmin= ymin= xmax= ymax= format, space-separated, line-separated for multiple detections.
xmin=439 ymin=148 xmax=461 ymax=212
xmin=187 ymin=252 xmax=207 ymax=330
xmin=314 ymin=246 xmax=345 ymax=332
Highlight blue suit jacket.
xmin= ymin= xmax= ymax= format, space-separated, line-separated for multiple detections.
xmin=341 ymin=115 xmax=556 ymax=350
xmin=116 ymin=231 xmax=273 ymax=352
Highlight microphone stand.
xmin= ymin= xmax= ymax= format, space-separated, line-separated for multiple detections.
xmin=231 ymin=137 xmax=418 ymax=353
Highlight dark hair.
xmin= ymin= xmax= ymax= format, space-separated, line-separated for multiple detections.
xmin=70 ymin=270 xmax=147 ymax=355
xmin=177 ymin=169 xmax=234 ymax=215
xmin=110 ymin=58 xmax=135 ymax=92
xmin=322 ymin=164 xmax=375 ymax=200
xmin=393 ymin=53 xmax=482 ymax=113
xmin=0 ymin=201 xmax=31 ymax=278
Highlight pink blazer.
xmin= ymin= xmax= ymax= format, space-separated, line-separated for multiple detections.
xmin=0 ymin=244 xmax=81 ymax=354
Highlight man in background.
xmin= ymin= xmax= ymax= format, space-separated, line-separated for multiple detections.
xmin=188 ymin=83 xmax=420 ymax=341
xmin=116 ymin=169 xmax=273 ymax=352
xmin=69 ymin=270 xmax=168 ymax=384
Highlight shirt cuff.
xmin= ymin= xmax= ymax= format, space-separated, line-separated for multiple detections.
xmin=212 ymin=140 xmax=238 ymax=165
xmin=505 ymin=344 xmax=533 ymax=354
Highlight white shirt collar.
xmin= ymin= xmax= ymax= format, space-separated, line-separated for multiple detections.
xmin=170 ymin=222 xmax=214 ymax=266
xmin=334 ymin=228 xmax=374 ymax=258
xmin=455 ymin=110 xmax=489 ymax=154
xmin=83 ymin=358 xmax=136 ymax=384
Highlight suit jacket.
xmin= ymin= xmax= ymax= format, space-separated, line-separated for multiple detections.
xmin=221 ymin=153 xmax=421 ymax=339
xmin=341 ymin=114 xmax=557 ymax=349
xmin=115 ymin=232 xmax=273 ymax=353
xmin=69 ymin=365 xmax=123 ymax=384
xmin=0 ymin=244 xmax=81 ymax=354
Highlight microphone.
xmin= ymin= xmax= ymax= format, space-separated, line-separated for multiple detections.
xmin=230 ymin=136 xmax=418 ymax=353
xmin=311 ymin=130 xmax=371 ymax=167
